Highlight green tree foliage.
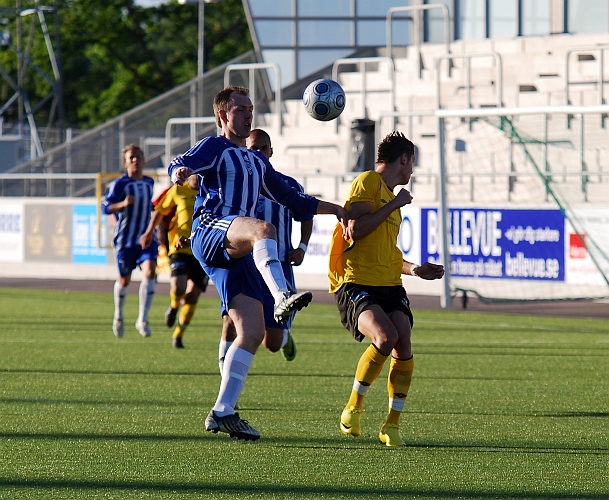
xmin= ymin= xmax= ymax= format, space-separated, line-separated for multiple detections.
xmin=0 ymin=0 xmax=252 ymax=129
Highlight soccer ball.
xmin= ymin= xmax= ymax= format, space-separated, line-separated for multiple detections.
xmin=303 ymin=78 xmax=346 ymax=121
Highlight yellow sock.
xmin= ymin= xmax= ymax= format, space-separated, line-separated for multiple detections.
xmin=346 ymin=344 xmax=388 ymax=410
xmin=386 ymin=356 xmax=414 ymax=426
xmin=173 ymin=302 xmax=197 ymax=339
xmin=170 ymin=290 xmax=184 ymax=310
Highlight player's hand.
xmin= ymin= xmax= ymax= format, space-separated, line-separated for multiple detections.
xmin=335 ymin=206 xmax=350 ymax=239
xmin=289 ymin=248 xmax=305 ymax=266
xmin=172 ymin=167 xmax=194 ymax=186
xmin=139 ymin=231 xmax=153 ymax=249
xmin=394 ymin=188 xmax=413 ymax=207
xmin=418 ymin=262 xmax=445 ymax=280
xmin=344 ymin=218 xmax=356 ymax=242
xmin=175 ymin=236 xmax=191 ymax=250
xmin=123 ymin=195 xmax=135 ymax=208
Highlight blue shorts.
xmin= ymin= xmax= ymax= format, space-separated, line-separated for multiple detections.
xmin=260 ymin=259 xmax=295 ymax=330
xmin=191 ymin=214 xmax=267 ymax=314
xmin=115 ymin=242 xmax=158 ymax=277
xmin=204 ymin=255 xmax=267 ymax=317
xmin=191 ymin=214 xmax=237 ymax=268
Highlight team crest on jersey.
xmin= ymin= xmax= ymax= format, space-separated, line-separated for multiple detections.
xmin=256 ymin=198 xmax=265 ymax=213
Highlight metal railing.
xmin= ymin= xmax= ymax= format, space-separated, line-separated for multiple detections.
xmin=7 ymin=51 xmax=256 ymax=176
xmin=436 ymin=52 xmax=503 ymax=109
xmin=164 ymin=116 xmax=217 ymax=165
xmin=386 ymin=3 xmax=451 ymax=78
xmin=332 ymin=57 xmax=396 ymax=127
xmin=224 ymin=62 xmax=282 ymax=135
xmin=565 ymin=45 xmax=609 ymax=106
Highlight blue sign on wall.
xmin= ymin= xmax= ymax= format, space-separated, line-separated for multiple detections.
xmin=421 ymin=208 xmax=565 ymax=281
xmin=72 ymin=205 xmax=108 ymax=264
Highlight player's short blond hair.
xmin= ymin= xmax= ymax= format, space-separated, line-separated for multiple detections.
xmin=213 ymin=86 xmax=249 ymax=127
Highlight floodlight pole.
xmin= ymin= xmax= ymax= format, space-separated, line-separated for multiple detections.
xmin=198 ymin=0 xmax=204 ymax=77
xmin=179 ymin=0 xmax=222 ymax=77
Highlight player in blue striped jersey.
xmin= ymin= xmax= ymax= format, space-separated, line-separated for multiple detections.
xmin=168 ymin=87 xmax=348 ymax=441
xmin=102 ymin=144 xmax=158 ymax=339
xmin=218 ymin=129 xmax=312 ymax=375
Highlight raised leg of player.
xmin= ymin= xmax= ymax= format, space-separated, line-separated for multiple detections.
xmin=225 ymin=217 xmax=290 ymax=306
xmin=252 ymin=238 xmax=290 ymax=305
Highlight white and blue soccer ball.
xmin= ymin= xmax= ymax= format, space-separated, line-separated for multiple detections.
xmin=303 ymin=78 xmax=346 ymax=121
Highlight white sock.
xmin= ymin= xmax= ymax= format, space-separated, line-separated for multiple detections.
xmin=213 ymin=346 xmax=254 ymax=416
xmin=280 ymin=329 xmax=289 ymax=349
xmin=253 ymin=239 xmax=288 ymax=305
xmin=218 ymin=339 xmax=233 ymax=375
xmin=138 ymin=278 xmax=156 ymax=323
xmin=113 ymin=281 xmax=128 ymax=321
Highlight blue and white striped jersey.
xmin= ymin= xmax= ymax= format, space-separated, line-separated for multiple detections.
xmin=167 ymin=136 xmax=318 ymax=229
xmin=254 ymin=173 xmax=314 ymax=262
xmin=101 ymin=174 xmax=155 ymax=250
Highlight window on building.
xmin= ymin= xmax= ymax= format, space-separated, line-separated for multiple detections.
xmin=425 ymin=0 xmax=454 ymax=43
xmin=356 ymin=0 xmax=410 ymax=16
xmin=297 ymin=0 xmax=351 ymax=17
xmin=261 ymin=49 xmax=295 ymax=88
xmin=248 ymin=0 xmax=293 ymax=17
xmin=255 ymin=20 xmax=294 ymax=47
xmin=568 ymin=0 xmax=609 ymax=33
xmin=298 ymin=49 xmax=352 ymax=79
xmin=364 ymin=19 xmax=411 ymax=47
xmin=489 ymin=0 xmax=517 ymax=38
xmin=298 ymin=20 xmax=353 ymax=47
xmin=457 ymin=0 xmax=485 ymax=40
xmin=521 ymin=0 xmax=550 ymax=36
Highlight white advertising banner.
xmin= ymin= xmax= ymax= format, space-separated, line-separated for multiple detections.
xmin=565 ymin=206 xmax=609 ymax=286
xmin=0 ymin=204 xmax=24 ymax=263
xmin=293 ymin=206 xmax=423 ymax=277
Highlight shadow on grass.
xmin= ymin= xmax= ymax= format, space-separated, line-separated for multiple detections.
xmin=2 ymin=431 xmax=608 ymax=455
xmin=3 ymin=395 xmax=609 ymax=422
xmin=0 ymin=367 xmax=533 ymax=382
xmin=0 ymin=478 xmax=607 ymax=499
xmin=0 ymin=367 xmax=350 ymax=377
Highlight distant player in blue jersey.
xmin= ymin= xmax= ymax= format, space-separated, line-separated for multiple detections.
xmin=167 ymin=86 xmax=348 ymax=441
xmin=102 ymin=144 xmax=157 ymax=339
xmin=218 ymin=129 xmax=313 ymax=376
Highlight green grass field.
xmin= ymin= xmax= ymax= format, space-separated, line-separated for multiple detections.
xmin=1 ymin=286 xmax=608 ymax=499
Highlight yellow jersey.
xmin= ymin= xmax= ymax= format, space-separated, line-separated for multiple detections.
xmin=153 ymin=184 xmax=197 ymax=256
xmin=328 ymin=170 xmax=403 ymax=292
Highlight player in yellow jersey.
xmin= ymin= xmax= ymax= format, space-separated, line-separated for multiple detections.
xmin=328 ymin=131 xmax=444 ymax=446
xmin=140 ymin=174 xmax=209 ymax=348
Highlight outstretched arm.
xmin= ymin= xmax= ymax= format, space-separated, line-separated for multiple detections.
xmin=402 ymin=261 xmax=445 ymax=280
xmin=316 ymin=200 xmax=349 ymax=238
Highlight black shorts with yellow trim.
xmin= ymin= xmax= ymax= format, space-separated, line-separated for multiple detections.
xmin=334 ymin=282 xmax=413 ymax=342
xmin=169 ymin=253 xmax=209 ymax=292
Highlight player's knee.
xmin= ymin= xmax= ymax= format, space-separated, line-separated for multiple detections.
xmin=183 ymin=291 xmax=199 ymax=304
xmin=263 ymin=337 xmax=281 ymax=352
xmin=375 ymin=330 xmax=399 ymax=353
xmin=255 ymin=220 xmax=277 ymax=241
